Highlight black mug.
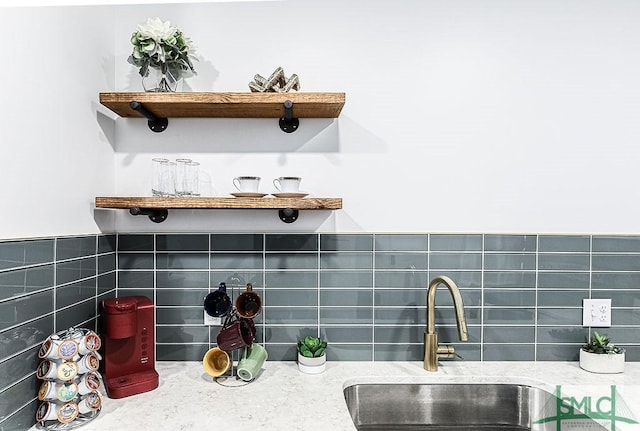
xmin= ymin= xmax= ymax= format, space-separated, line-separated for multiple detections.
xmin=204 ymin=282 xmax=232 ymax=318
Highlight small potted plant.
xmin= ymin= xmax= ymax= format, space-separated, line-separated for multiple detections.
xmin=580 ymin=331 xmax=625 ymax=374
xmin=297 ymin=336 xmax=327 ymax=374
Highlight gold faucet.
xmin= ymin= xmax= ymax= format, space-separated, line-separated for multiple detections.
xmin=424 ymin=275 xmax=469 ymax=371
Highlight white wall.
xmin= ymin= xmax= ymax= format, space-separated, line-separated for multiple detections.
xmin=110 ymin=0 xmax=640 ymax=233
xmin=3 ymin=1 xmax=640 ymax=239
xmin=0 ymin=5 xmax=116 ymax=240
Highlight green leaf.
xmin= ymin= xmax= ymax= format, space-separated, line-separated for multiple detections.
xmin=314 ymin=347 xmax=325 ymax=357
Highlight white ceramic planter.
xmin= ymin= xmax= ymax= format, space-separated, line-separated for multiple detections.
xmin=579 ymin=349 xmax=625 ymax=374
xmin=297 ymin=352 xmax=326 ymax=374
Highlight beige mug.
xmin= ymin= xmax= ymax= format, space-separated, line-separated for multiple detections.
xmin=202 ymin=347 xmax=231 ymax=377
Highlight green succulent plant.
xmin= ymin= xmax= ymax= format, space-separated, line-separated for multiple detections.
xmin=582 ymin=331 xmax=624 ymax=355
xmin=297 ymin=336 xmax=327 ymax=358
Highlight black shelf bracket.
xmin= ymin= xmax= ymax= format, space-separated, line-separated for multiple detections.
xmin=129 ymin=207 xmax=169 ymax=223
xmin=278 ymin=208 xmax=299 ymax=223
xmin=279 ymin=100 xmax=299 ymax=133
xmin=130 ymin=101 xmax=169 ymax=133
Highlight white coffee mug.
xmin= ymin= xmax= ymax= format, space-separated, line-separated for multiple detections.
xmin=273 ymin=177 xmax=301 ymax=193
xmin=233 ymin=176 xmax=261 ymax=193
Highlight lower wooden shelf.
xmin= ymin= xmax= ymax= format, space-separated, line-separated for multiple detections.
xmin=95 ymin=196 xmax=342 ymax=223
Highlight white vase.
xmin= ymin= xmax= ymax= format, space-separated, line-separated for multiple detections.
xmin=297 ymin=352 xmax=326 ymax=374
xmin=579 ymin=349 xmax=625 ymax=374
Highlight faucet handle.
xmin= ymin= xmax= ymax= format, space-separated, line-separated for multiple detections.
xmin=452 ymin=351 xmax=465 ymax=360
xmin=436 ymin=345 xmax=465 ymax=360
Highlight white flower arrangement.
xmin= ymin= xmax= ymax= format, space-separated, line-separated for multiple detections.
xmin=128 ymin=17 xmax=197 ymax=91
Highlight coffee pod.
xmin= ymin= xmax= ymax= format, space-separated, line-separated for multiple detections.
xmin=76 ymin=352 xmax=100 ymax=374
xmin=235 ymin=283 xmax=262 ymax=319
xmin=36 ymin=360 xmax=57 ymax=380
xmin=202 ymin=347 xmax=231 ymax=377
xmin=56 ymin=361 xmax=79 ymax=382
xmin=35 ymin=401 xmax=79 ymax=423
xmin=77 ymin=371 xmax=102 ymax=395
xmin=78 ymin=332 xmax=102 ymax=355
xmin=38 ymin=380 xmax=79 ymax=402
xmin=78 ymin=391 xmax=102 ymax=414
xmin=38 ymin=337 xmax=79 ymax=360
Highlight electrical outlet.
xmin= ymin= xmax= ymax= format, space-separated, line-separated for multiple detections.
xmin=204 ymin=311 xmax=222 ymax=326
xmin=582 ymin=298 xmax=611 ymax=327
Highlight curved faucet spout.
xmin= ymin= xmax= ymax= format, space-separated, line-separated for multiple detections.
xmin=427 ymin=276 xmax=469 ymax=341
xmin=424 ymin=275 xmax=469 ymax=371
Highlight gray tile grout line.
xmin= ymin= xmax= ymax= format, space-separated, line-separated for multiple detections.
xmin=52 ymin=237 xmax=57 ymax=332
xmin=533 ymin=234 xmax=538 ymax=361
xmin=480 ymin=234 xmax=485 ymax=361
xmin=372 ymin=233 xmax=376 ymax=361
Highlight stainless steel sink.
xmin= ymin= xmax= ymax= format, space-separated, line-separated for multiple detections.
xmin=343 ymin=383 xmax=605 ymax=431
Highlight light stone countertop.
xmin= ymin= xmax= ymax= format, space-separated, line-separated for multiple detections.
xmin=32 ymin=361 xmax=640 ymax=431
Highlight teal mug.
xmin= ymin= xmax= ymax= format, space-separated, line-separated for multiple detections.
xmin=237 ymin=343 xmax=268 ymax=382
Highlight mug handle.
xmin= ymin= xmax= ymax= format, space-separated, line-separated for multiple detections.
xmin=273 ymin=178 xmax=281 ymax=191
xmin=233 ymin=178 xmax=241 ymax=191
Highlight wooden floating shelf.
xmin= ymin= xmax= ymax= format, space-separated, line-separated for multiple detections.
xmin=95 ymin=196 xmax=343 ymax=224
xmin=95 ymin=196 xmax=342 ymax=210
xmin=99 ymin=92 xmax=346 ymax=119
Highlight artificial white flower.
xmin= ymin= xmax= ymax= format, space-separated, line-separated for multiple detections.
xmin=137 ymin=17 xmax=176 ymax=42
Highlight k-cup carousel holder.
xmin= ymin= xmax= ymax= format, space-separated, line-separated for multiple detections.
xmin=35 ymin=327 xmax=103 ymax=430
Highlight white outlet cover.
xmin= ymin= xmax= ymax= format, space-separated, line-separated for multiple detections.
xmin=582 ymin=298 xmax=612 ymax=327
xmin=204 ymin=311 xmax=222 ymax=326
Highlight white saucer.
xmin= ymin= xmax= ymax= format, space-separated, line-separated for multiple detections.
xmin=272 ymin=192 xmax=309 ymax=198
xmin=231 ymin=192 xmax=267 ymax=198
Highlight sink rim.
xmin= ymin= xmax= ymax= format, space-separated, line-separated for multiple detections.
xmin=341 ymin=374 xmax=556 ymax=394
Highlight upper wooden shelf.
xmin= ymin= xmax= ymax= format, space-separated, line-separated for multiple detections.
xmin=95 ymin=196 xmax=342 ymax=224
xmin=99 ymin=92 xmax=346 ymax=119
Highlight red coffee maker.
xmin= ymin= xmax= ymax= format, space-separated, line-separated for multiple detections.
xmin=101 ymin=296 xmax=159 ymax=399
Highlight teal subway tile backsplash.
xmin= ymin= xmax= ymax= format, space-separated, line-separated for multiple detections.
xmin=538 ymin=235 xmax=590 ymax=252
xmin=156 ymin=234 xmax=208 ymax=251
xmin=484 ymin=235 xmax=536 ymax=252
xmin=3 ymin=232 xmax=640 ymax=427
xmin=0 ymin=239 xmax=54 ymax=271
xmin=0 ymin=234 xmax=114 ymax=428
xmin=375 ymin=234 xmax=428 ymax=251
xmin=320 ymin=234 xmax=373 ymax=251
xmin=593 ymin=235 xmax=640 ymax=252
xmin=430 ymin=234 xmax=482 ymax=251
